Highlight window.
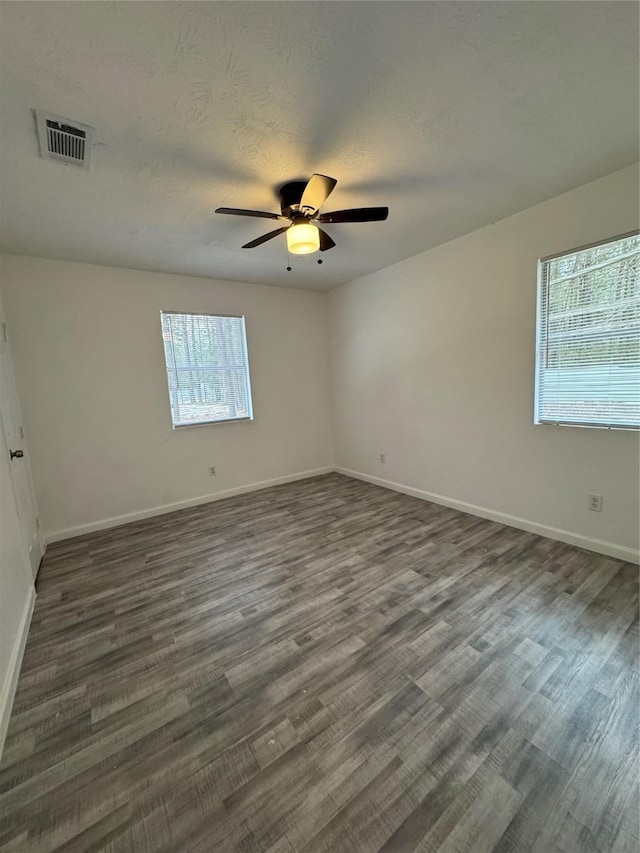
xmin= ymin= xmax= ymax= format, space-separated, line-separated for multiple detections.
xmin=535 ymin=231 xmax=640 ymax=430
xmin=161 ymin=312 xmax=253 ymax=427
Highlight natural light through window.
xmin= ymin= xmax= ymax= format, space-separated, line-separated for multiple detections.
xmin=161 ymin=311 xmax=253 ymax=428
xmin=535 ymin=232 xmax=640 ymax=429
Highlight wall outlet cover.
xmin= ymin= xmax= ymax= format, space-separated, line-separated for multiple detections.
xmin=588 ymin=494 xmax=603 ymax=512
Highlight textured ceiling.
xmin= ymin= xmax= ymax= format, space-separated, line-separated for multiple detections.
xmin=0 ymin=2 xmax=638 ymax=291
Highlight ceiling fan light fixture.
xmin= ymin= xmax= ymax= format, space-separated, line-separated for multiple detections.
xmin=286 ymin=222 xmax=320 ymax=255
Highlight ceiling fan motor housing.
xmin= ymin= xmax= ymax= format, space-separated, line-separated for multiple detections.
xmin=279 ymin=181 xmax=310 ymax=217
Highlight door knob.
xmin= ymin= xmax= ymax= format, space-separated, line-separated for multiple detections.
xmin=9 ymin=449 xmax=24 ymax=459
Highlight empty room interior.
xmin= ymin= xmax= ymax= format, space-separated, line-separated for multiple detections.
xmin=0 ymin=2 xmax=639 ymax=852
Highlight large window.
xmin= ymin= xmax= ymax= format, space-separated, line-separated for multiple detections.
xmin=161 ymin=312 xmax=253 ymax=427
xmin=535 ymin=231 xmax=640 ymax=429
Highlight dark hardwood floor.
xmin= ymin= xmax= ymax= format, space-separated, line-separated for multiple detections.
xmin=0 ymin=473 xmax=638 ymax=853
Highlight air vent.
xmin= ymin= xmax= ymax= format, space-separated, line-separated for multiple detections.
xmin=35 ymin=110 xmax=94 ymax=170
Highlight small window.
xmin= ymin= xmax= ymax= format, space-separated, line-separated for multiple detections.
xmin=535 ymin=231 xmax=640 ymax=430
xmin=161 ymin=312 xmax=253 ymax=427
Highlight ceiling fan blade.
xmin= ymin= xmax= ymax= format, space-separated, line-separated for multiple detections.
xmin=317 ymin=207 xmax=389 ymax=224
xmin=299 ymin=174 xmax=337 ymax=213
xmin=242 ymin=226 xmax=289 ymax=249
xmin=216 ymin=207 xmax=287 ymax=221
xmin=318 ymin=228 xmax=336 ymax=252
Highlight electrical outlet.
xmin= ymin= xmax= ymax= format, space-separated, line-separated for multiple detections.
xmin=209 ymin=466 xmax=216 ymax=477
xmin=588 ymin=493 xmax=603 ymax=512
xmin=379 ymin=453 xmax=386 ymax=464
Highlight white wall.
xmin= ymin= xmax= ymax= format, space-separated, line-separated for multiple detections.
xmin=0 ymin=256 xmax=333 ymax=540
xmin=328 ymin=164 xmax=640 ymax=561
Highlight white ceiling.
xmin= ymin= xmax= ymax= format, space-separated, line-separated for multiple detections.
xmin=0 ymin=2 xmax=638 ymax=291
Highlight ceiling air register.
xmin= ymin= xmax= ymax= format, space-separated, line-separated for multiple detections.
xmin=35 ymin=110 xmax=94 ymax=170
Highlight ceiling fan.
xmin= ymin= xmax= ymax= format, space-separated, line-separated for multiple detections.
xmin=215 ymin=174 xmax=389 ymax=255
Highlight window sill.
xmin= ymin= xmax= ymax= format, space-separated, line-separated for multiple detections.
xmin=172 ymin=416 xmax=254 ymax=430
xmin=535 ymin=420 xmax=639 ymax=431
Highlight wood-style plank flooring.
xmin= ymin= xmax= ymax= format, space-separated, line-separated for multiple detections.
xmin=0 ymin=473 xmax=638 ymax=852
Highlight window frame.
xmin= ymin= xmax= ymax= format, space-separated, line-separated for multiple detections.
xmin=160 ymin=310 xmax=254 ymax=429
xmin=534 ymin=229 xmax=640 ymax=431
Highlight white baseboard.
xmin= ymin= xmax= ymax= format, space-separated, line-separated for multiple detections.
xmin=44 ymin=463 xmax=639 ymax=563
xmin=0 ymin=586 xmax=35 ymax=760
xmin=335 ymin=467 xmax=640 ymax=564
xmin=45 ymin=467 xmax=334 ymax=544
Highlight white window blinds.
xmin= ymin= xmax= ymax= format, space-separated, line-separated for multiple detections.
xmin=535 ymin=232 xmax=640 ymax=429
xmin=161 ymin=312 xmax=253 ymax=427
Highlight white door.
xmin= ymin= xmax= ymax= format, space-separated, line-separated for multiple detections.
xmin=0 ymin=314 xmax=43 ymax=579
